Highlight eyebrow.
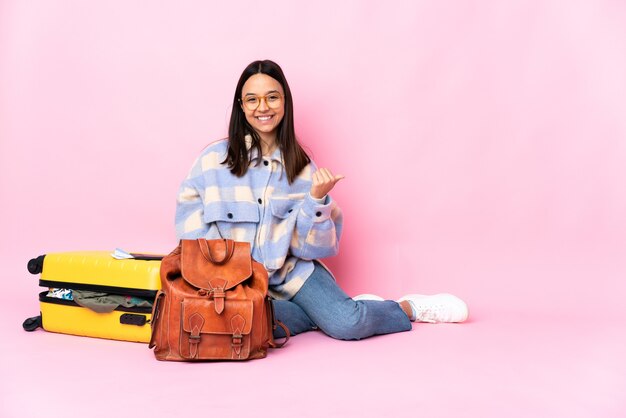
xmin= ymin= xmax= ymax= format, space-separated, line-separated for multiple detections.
xmin=243 ymin=89 xmax=281 ymax=96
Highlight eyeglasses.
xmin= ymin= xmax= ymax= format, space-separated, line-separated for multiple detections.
xmin=240 ymin=92 xmax=283 ymax=111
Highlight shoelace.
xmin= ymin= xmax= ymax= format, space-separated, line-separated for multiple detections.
xmin=414 ymin=305 xmax=447 ymax=323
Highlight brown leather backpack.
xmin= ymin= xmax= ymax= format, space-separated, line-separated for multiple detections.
xmin=149 ymin=239 xmax=287 ymax=361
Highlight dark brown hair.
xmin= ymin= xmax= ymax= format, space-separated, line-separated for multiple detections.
xmin=224 ymin=60 xmax=310 ymax=184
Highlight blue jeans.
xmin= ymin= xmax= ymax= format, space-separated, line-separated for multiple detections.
xmin=271 ymin=262 xmax=412 ymax=340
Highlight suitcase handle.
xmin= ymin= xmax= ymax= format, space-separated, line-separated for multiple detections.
xmin=129 ymin=253 xmax=164 ymax=261
xmin=119 ymin=313 xmax=147 ymax=326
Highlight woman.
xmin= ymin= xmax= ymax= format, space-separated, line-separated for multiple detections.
xmin=175 ymin=60 xmax=468 ymax=341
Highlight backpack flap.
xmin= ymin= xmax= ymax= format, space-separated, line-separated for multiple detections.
xmin=180 ymin=239 xmax=252 ymax=291
xmin=180 ymin=297 xmax=254 ymax=360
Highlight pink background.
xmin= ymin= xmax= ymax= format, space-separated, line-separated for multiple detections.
xmin=1 ymin=1 xmax=625 ymax=417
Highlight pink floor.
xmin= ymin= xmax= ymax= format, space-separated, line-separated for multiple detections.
xmin=2 ymin=263 xmax=624 ymax=418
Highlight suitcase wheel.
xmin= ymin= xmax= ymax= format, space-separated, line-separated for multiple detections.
xmin=27 ymin=255 xmax=45 ymax=275
xmin=23 ymin=315 xmax=42 ymax=332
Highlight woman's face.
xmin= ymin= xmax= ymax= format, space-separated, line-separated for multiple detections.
xmin=240 ymin=73 xmax=285 ymax=142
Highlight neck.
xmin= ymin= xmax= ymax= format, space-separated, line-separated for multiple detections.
xmin=259 ymin=135 xmax=277 ymax=156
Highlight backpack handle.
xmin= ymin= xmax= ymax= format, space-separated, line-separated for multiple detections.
xmin=198 ymin=239 xmax=235 ymax=265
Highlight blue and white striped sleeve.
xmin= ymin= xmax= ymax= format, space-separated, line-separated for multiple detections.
xmin=288 ymin=173 xmax=344 ymax=260
xmin=175 ymin=156 xmax=209 ymax=240
xmin=293 ymin=193 xmax=343 ymax=260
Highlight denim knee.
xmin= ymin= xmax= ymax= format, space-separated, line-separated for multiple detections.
xmin=318 ymin=304 xmax=371 ymax=341
xmin=322 ymin=324 xmax=365 ymax=341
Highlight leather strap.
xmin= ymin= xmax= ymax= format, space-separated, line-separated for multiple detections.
xmin=266 ymin=298 xmax=290 ymax=348
xmin=209 ymin=278 xmax=228 ymax=314
xmin=231 ymin=314 xmax=246 ymax=359
xmin=198 ymin=239 xmax=235 ymax=265
xmin=148 ymin=291 xmax=166 ymax=349
xmin=270 ymin=320 xmax=290 ymax=349
xmin=188 ymin=312 xmax=205 ymax=359
xmin=212 ymin=287 xmax=226 ymax=314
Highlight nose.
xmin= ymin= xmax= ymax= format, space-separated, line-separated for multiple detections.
xmin=257 ymin=97 xmax=270 ymax=111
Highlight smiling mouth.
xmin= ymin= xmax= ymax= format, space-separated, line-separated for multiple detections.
xmin=256 ymin=115 xmax=273 ymax=121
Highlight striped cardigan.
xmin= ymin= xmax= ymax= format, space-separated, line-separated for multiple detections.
xmin=175 ymin=138 xmax=343 ymax=300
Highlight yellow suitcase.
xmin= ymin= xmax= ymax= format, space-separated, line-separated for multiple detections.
xmin=24 ymin=251 xmax=162 ymax=343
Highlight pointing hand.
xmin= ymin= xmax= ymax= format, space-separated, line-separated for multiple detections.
xmin=310 ymin=168 xmax=344 ymax=200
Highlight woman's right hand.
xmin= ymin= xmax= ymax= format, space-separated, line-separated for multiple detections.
xmin=310 ymin=168 xmax=344 ymax=200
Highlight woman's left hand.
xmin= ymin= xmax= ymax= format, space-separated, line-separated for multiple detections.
xmin=310 ymin=168 xmax=344 ymax=200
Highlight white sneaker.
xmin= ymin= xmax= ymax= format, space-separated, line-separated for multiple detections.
xmin=397 ymin=294 xmax=469 ymax=323
xmin=352 ymin=294 xmax=385 ymax=301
